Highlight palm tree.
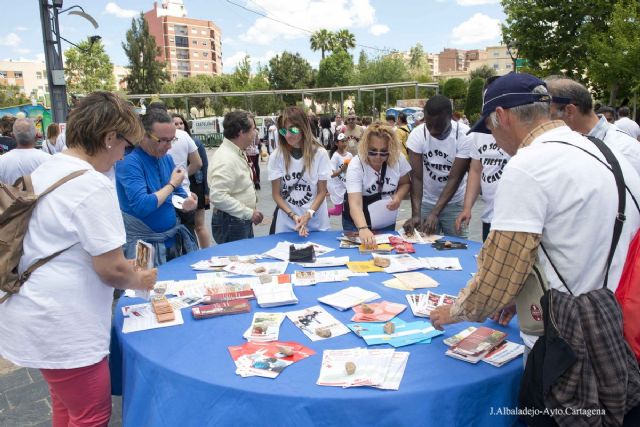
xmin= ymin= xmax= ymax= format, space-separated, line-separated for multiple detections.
xmin=310 ymin=29 xmax=334 ymax=59
xmin=333 ymin=29 xmax=356 ymax=51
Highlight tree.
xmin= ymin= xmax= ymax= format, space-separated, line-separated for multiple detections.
xmin=316 ymin=49 xmax=354 ymax=88
xmin=469 ymin=65 xmax=497 ymax=81
xmin=268 ymin=51 xmax=314 ymax=104
xmin=587 ymin=0 xmax=640 ymax=105
xmin=0 ymin=85 xmax=30 ymax=108
xmin=501 ymin=0 xmax=613 ymax=78
xmin=355 ymin=53 xmax=410 ymax=116
xmin=310 ymin=29 xmax=335 ymax=60
xmin=64 ymin=38 xmax=115 ymax=94
xmin=122 ymin=13 xmax=168 ymax=94
xmin=443 ymin=78 xmax=468 ymax=110
xmin=333 ymin=29 xmax=356 ymax=51
xmin=464 ymin=78 xmax=485 ymax=124
xmin=407 ymin=43 xmax=432 ymax=83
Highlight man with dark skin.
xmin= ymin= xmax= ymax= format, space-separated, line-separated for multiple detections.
xmin=404 ymin=95 xmax=472 ymax=237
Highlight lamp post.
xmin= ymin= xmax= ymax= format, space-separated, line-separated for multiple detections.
xmin=506 ymin=41 xmax=518 ymax=73
xmin=39 ymin=0 xmax=98 ymax=123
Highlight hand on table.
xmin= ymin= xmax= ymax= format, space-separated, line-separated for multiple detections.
xmin=455 ymin=210 xmax=472 ymax=235
xmin=402 ymin=217 xmax=422 ymax=234
xmin=430 ymin=305 xmax=457 ymax=331
xmin=421 ymin=213 xmax=439 ymax=235
xmin=359 ymin=227 xmax=376 ymax=249
xmin=490 ymin=304 xmax=516 ymax=326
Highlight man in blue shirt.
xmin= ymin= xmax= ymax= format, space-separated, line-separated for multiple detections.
xmin=116 ymin=109 xmax=198 ymax=264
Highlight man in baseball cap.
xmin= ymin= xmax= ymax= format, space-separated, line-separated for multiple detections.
xmin=431 ymin=72 xmax=640 ymax=425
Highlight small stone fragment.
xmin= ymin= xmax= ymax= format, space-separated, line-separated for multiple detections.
xmin=254 ymin=266 xmax=267 ymax=274
xmin=345 ymin=361 xmax=356 ymax=375
xmin=383 ymin=322 xmax=395 ymax=335
xmin=258 ymin=274 xmax=272 ymax=284
xmin=373 ymin=256 xmax=390 ymax=268
xmin=278 ymin=346 xmax=294 ymax=357
xmin=315 ymin=327 xmax=332 ymax=338
xmin=360 ymin=303 xmax=374 ymax=314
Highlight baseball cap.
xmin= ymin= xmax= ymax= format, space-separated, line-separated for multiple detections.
xmin=468 ymin=72 xmax=551 ymax=134
xmin=413 ymin=111 xmax=424 ymax=122
xmin=336 ymin=132 xmax=346 ymax=141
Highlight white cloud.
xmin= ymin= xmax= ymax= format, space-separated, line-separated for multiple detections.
xmin=456 ymin=0 xmax=499 ymax=5
xmin=0 ymin=33 xmax=21 ymax=47
xmin=369 ymin=24 xmax=389 ymax=36
xmin=224 ymin=51 xmax=249 ymax=70
xmin=238 ymin=0 xmax=378 ymax=45
xmin=104 ymin=2 xmax=138 ymax=19
xmin=15 ymin=26 xmax=28 ymax=32
xmin=451 ymin=13 xmax=501 ymax=45
xmin=14 ymin=48 xmax=31 ymax=55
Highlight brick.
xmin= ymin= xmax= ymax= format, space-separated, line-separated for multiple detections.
xmin=0 ymin=368 xmax=31 ymax=394
xmin=4 ymin=381 xmax=50 ymax=409
xmin=0 ymin=399 xmax=51 ymax=426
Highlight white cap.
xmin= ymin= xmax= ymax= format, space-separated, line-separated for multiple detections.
xmin=336 ymin=133 xmax=346 ymax=141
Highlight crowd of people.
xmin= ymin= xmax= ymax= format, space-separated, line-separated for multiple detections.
xmin=1 ymin=72 xmax=640 ymax=425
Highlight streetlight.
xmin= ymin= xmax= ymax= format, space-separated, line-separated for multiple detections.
xmin=39 ymin=1 xmax=99 ymax=123
xmin=506 ymin=41 xmax=518 ymax=73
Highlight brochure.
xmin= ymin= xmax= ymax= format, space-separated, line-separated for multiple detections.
xmin=296 ymin=256 xmax=350 ymax=268
xmin=346 ymin=260 xmax=384 ymax=273
xmin=224 ymin=261 xmax=289 ymax=276
xmin=372 ymin=254 xmax=423 ymax=274
xmin=348 ymin=318 xmax=444 ymax=347
xmin=405 ymin=291 xmax=457 ymax=317
xmin=318 ymin=286 xmax=381 ymax=311
xmin=388 ymin=236 xmax=415 ymax=254
xmin=397 ymin=230 xmax=443 ymax=244
xmin=244 ymin=312 xmax=286 ymax=342
xmin=418 ymin=257 xmax=463 ymax=271
xmin=286 ymin=305 xmax=350 ymax=341
xmin=122 ymin=300 xmax=185 ymax=333
xmin=228 ymin=341 xmax=315 ymax=379
xmin=251 ymin=279 xmax=299 ymax=307
xmin=482 ymin=341 xmax=525 ymax=367
xmin=191 ymin=300 xmax=251 ymax=320
xmin=317 ymin=348 xmax=406 ymax=389
xmin=292 ymin=269 xmax=350 ymax=286
xmin=393 ymin=272 xmax=439 ymax=289
xmin=351 ymin=301 xmax=407 ymax=322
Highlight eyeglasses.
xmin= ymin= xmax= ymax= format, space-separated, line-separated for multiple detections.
xmin=147 ymin=132 xmax=177 ymax=144
xmin=117 ymin=134 xmax=136 ymax=148
xmin=367 ymin=150 xmax=390 ymax=158
xmin=278 ymin=127 xmax=301 ymax=136
xmin=346 ymin=118 xmax=356 ymax=123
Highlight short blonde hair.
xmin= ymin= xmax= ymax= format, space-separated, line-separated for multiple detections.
xmin=357 ymin=121 xmax=401 ymax=167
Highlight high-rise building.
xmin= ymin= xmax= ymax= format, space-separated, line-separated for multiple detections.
xmin=144 ymin=0 xmax=223 ymax=81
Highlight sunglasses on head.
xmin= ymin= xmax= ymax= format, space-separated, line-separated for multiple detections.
xmin=368 ymin=150 xmax=390 ymax=158
xmin=278 ymin=127 xmax=301 ymax=136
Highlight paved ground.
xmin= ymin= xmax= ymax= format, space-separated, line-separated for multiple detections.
xmin=0 ymin=148 xmax=484 ymax=426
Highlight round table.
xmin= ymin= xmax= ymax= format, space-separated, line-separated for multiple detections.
xmin=111 ymin=231 xmax=523 ymax=427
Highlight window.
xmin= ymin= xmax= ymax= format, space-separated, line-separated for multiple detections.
xmin=202 ymin=41 xmax=207 ymax=46
xmin=174 ymin=25 xmax=187 ymax=36
xmin=203 ymin=52 xmax=208 ymax=58
xmin=175 ymin=36 xmax=188 ymax=47
xmin=193 ymin=52 xmax=198 ymax=57
xmin=505 ymin=64 xmax=512 ymax=69
xmin=493 ymin=52 xmax=499 ymax=57
xmin=191 ymin=29 xmax=197 ymax=34
xmin=192 ymin=40 xmax=197 ymax=45
xmin=36 ymin=71 xmax=42 ymax=79
xmin=201 ymin=30 xmax=206 ymax=35
xmin=194 ymin=63 xmax=200 ymax=68
xmin=14 ymin=71 xmax=23 ymax=78
xmin=493 ymin=64 xmax=499 ymax=69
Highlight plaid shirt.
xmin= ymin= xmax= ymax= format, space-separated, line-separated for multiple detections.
xmin=450 ymin=121 xmax=565 ymax=322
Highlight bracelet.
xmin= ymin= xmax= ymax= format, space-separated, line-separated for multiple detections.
xmin=287 ymin=211 xmax=295 ymax=218
xmin=358 ymin=226 xmax=369 ymax=230
xmin=167 ymin=183 xmax=176 ymax=191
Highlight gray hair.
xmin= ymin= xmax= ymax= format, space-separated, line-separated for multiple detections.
xmin=13 ymin=118 xmax=36 ymax=146
xmin=141 ymin=109 xmax=172 ymax=133
xmin=544 ymin=77 xmax=593 ymax=114
xmin=489 ymin=85 xmax=550 ymax=128
xmin=223 ymin=110 xmax=255 ymax=140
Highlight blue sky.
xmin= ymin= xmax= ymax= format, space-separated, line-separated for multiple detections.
xmin=0 ymin=0 xmax=505 ymax=73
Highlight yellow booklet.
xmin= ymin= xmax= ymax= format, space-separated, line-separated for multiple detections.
xmin=358 ymin=243 xmax=393 ymax=253
xmin=347 ymin=261 xmax=384 ymax=273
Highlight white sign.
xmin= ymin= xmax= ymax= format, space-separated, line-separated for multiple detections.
xmin=191 ymin=117 xmax=222 ymax=135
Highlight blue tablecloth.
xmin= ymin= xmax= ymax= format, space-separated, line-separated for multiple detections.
xmin=111 ymin=231 xmax=523 ymax=427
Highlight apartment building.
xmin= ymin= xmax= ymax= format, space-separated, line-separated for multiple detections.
xmin=144 ymin=0 xmax=223 ymax=81
xmin=468 ymin=45 xmax=515 ymax=75
xmin=437 ymin=48 xmax=468 ymax=73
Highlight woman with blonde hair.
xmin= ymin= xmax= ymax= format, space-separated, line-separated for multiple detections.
xmin=268 ymin=106 xmax=331 ymax=236
xmin=0 ymin=91 xmax=156 ymax=426
xmin=344 ymin=122 xmax=411 ymax=247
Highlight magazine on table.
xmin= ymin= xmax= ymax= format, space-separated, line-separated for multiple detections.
xmin=418 ymin=257 xmax=463 ymax=271
xmin=251 ymin=278 xmax=298 ymax=307
xmin=318 ymin=286 xmax=381 ymax=311
xmin=393 ymin=272 xmax=439 ymax=289
xmin=191 ymin=299 xmax=251 ymax=320
xmin=191 ymin=254 xmax=265 ymax=270
xmin=317 ymin=348 xmax=407 ymax=389
xmin=244 ymin=312 xmax=286 ymax=342
xmin=396 ymin=230 xmax=443 ymax=244
xmin=224 ymin=261 xmax=289 ymax=276
xmin=443 ymin=326 xmax=478 ymax=347
xmin=445 ymin=326 xmax=508 ymax=364
xmin=348 ymin=318 xmax=444 ymax=347
xmin=228 ymin=341 xmax=315 ymax=379
xmin=286 ymin=305 xmax=350 ymax=341
xmin=351 ymin=301 xmax=407 ymax=322
xmin=292 ymin=269 xmax=350 ymax=286
xmin=264 ymin=241 xmax=335 ymax=261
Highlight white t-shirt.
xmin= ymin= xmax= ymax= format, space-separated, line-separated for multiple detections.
xmin=601 ymin=125 xmax=640 ymax=177
xmin=0 ymin=154 xmax=126 ymax=369
xmin=268 ymin=125 xmax=279 ymax=151
xmin=268 ymin=147 xmax=332 ymax=233
xmin=346 ymin=155 xmax=412 ymax=197
xmin=0 ymin=148 xmax=51 ymax=185
xmin=615 ymin=117 xmax=640 ymax=140
xmin=167 ymin=128 xmax=198 ymax=193
xmin=490 ymin=125 xmax=640 ymax=345
xmin=469 ymin=133 xmax=510 ymax=223
xmin=328 ymin=151 xmax=353 ymax=205
xmin=406 ymin=121 xmax=472 ymax=205
xmin=41 ymin=138 xmax=66 ymax=155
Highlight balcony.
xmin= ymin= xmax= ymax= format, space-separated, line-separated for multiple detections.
xmin=175 ymin=36 xmax=188 ymax=48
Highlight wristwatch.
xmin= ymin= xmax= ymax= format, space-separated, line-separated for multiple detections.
xmin=307 ymin=209 xmax=315 ymax=218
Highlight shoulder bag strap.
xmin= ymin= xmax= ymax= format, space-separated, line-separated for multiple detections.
xmin=377 ymin=161 xmax=388 ymax=196
xmin=38 ymin=170 xmax=88 ymax=199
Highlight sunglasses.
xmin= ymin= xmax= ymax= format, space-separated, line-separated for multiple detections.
xmin=117 ymin=134 xmax=136 ymax=148
xmin=147 ymin=132 xmax=177 ymax=144
xmin=278 ymin=127 xmax=301 ymax=136
xmin=346 ymin=118 xmax=356 ymax=122
xmin=368 ymin=150 xmax=390 ymax=158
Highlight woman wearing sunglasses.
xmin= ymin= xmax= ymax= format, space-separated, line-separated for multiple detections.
xmin=344 ymin=122 xmax=411 ymax=248
xmin=268 ymin=106 xmax=332 ymax=236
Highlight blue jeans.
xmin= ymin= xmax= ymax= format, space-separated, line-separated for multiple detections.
xmin=421 ymin=201 xmax=467 ymax=238
xmin=211 ymin=210 xmax=254 ymax=244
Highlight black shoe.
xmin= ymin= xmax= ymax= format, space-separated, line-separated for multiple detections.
xmin=255 ymin=184 xmax=261 ymax=190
